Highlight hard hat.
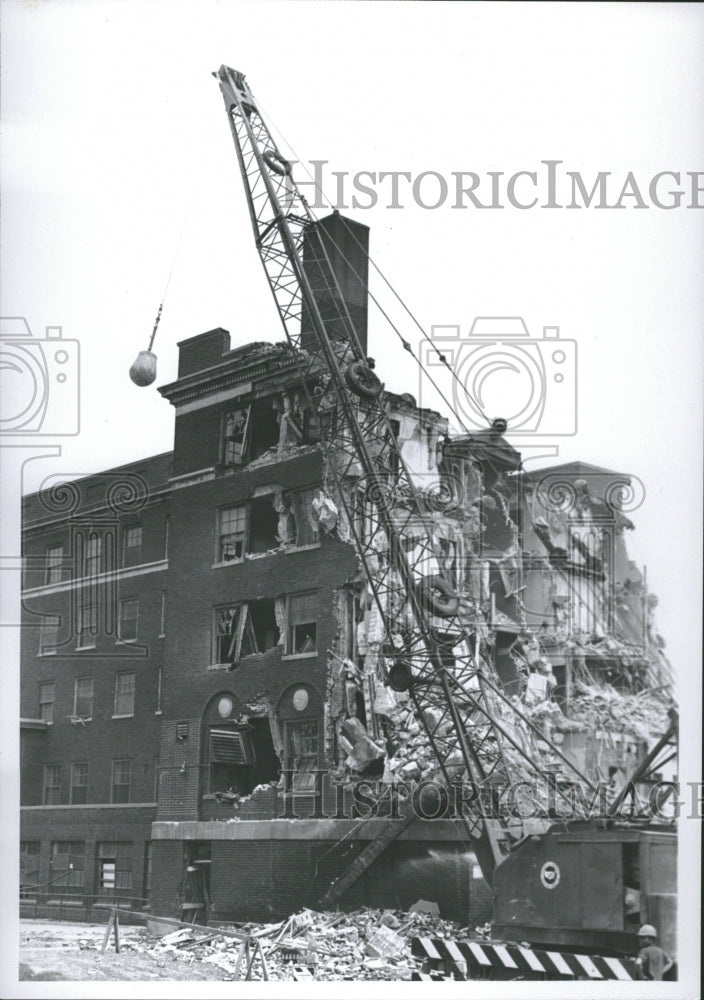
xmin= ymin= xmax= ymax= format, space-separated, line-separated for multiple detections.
xmin=638 ymin=924 xmax=657 ymax=938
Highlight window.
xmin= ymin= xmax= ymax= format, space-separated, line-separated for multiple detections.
xmin=122 ymin=525 xmax=143 ymax=567
xmin=284 ymin=720 xmax=320 ymax=792
xmin=248 ymin=495 xmax=279 ymax=553
xmin=84 ymin=533 xmax=101 ymax=576
xmin=20 ymin=842 xmax=40 ymax=896
xmin=213 ymin=600 xmax=279 ymax=665
xmin=221 ymin=400 xmax=281 ymax=466
xmin=114 ymin=672 xmax=136 ymax=717
xmin=39 ymin=616 xmax=59 ymax=656
xmin=77 ymin=597 xmax=97 ymax=649
xmin=222 ymin=406 xmax=251 ymax=466
xmin=218 ymin=505 xmax=247 ymax=562
xmin=73 ymin=676 xmax=94 ymax=720
xmin=43 ymin=764 xmax=61 ymax=804
xmin=97 ymin=841 xmax=132 ymax=897
xmin=70 ymin=762 xmax=89 ymax=804
xmin=39 ymin=682 xmax=55 ymax=723
xmin=111 ymin=759 xmax=131 ymax=803
xmin=118 ymin=598 xmax=139 ymax=642
xmin=45 ymin=544 xmax=65 ymax=584
xmin=286 ymin=592 xmax=318 ymax=655
xmin=50 ymin=841 xmax=85 ymax=892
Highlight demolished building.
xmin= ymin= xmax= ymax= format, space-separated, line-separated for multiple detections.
xmin=20 ymin=213 xmax=675 ymax=929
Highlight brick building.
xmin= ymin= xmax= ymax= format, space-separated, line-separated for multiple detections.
xmin=20 ymin=214 xmax=673 ymax=925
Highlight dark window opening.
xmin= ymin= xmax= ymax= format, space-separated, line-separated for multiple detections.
xmin=97 ymin=841 xmax=132 ymax=902
xmin=493 ymin=631 xmax=522 ymax=696
xmin=249 ymin=496 xmax=279 ymax=553
xmin=208 ymin=718 xmax=279 ymax=795
xmin=287 ymin=592 xmax=318 ymax=655
xmin=214 ymin=600 xmax=280 ymax=666
xmin=249 ymin=399 xmax=281 ymax=459
xmin=285 ymin=390 xmax=320 ymax=445
xmin=43 ymin=764 xmax=61 ymax=804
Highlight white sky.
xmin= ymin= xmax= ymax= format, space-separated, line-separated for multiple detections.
xmin=1 ymin=3 xmax=702 ymax=992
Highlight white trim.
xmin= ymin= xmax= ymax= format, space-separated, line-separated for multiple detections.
xmin=111 ymin=714 xmax=135 ymax=720
xmin=23 ymin=559 xmax=168 ymax=598
xmin=282 ymin=652 xmax=317 ymax=661
xmin=168 ymin=468 xmax=216 ymax=491
xmin=174 ymin=382 xmax=253 ymax=416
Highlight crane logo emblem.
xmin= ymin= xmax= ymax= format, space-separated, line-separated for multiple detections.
xmin=540 ymin=861 xmax=561 ymax=890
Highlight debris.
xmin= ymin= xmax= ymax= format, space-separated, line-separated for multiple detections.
xmin=408 ymin=900 xmax=440 ymax=916
xmin=365 ymin=924 xmax=406 ymax=959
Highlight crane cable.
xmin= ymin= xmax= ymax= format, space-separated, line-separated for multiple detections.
xmin=130 ymin=113 xmax=217 ymax=386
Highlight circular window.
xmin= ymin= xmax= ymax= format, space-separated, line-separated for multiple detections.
xmin=292 ymin=688 xmax=309 ymax=712
xmin=217 ymin=696 xmax=234 ymax=718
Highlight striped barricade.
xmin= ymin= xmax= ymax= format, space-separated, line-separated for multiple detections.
xmin=411 ymin=937 xmax=636 ymax=981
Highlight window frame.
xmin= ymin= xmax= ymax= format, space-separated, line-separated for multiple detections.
xmin=284 ymin=591 xmax=318 ymax=658
xmin=43 ymin=764 xmax=61 ymax=805
xmin=39 ymin=615 xmax=60 ymax=656
xmin=111 ymin=759 xmax=132 ymax=804
xmin=70 ymin=761 xmax=89 ymax=804
xmin=20 ymin=841 xmax=41 ymax=896
xmin=118 ymin=597 xmax=139 ymax=643
xmin=122 ymin=524 xmax=143 ymax=567
xmin=217 ymin=504 xmax=248 ymax=563
xmin=113 ymin=671 xmax=136 ymax=718
xmin=76 ymin=596 xmax=97 ymax=650
xmin=50 ymin=840 xmax=85 ymax=893
xmin=39 ymin=681 xmax=55 ymax=724
xmin=283 ymin=719 xmax=321 ymax=793
xmin=221 ymin=405 xmax=252 ymax=467
xmin=73 ymin=676 xmax=94 ymax=721
xmin=96 ymin=841 xmax=133 ymax=896
xmin=84 ymin=533 xmax=101 ymax=577
xmin=45 ymin=544 xmax=65 ymax=585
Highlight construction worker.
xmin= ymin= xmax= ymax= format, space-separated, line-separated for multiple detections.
xmin=634 ymin=924 xmax=673 ymax=980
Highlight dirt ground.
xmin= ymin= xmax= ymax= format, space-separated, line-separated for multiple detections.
xmin=19 ymin=920 xmax=226 ymax=981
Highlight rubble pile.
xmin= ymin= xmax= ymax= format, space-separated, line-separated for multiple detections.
xmin=115 ymin=907 xmax=467 ymax=981
xmin=568 ymin=682 xmax=672 ymax=743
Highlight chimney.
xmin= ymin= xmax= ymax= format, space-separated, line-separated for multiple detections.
xmin=300 ymin=212 xmax=369 ymax=356
xmin=177 ymin=328 xmax=231 ymax=377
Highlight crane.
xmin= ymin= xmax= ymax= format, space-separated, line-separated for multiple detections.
xmin=210 ymin=73 xmax=679 ymax=964
xmin=212 ymin=64 xmax=604 ymax=886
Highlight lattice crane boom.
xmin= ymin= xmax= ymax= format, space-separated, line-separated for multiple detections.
xmin=214 ymin=65 xmax=596 ymax=885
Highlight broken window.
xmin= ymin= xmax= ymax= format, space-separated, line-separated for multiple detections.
xmin=97 ymin=841 xmax=132 ymax=897
xmin=213 ymin=600 xmax=280 ymax=665
xmin=50 ymin=841 xmax=84 ymax=893
xmin=209 ymin=726 xmax=256 ymax=765
xmin=286 ymin=592 xmax=318 ymax=655
xmin=284 ymin=720 xmax=320 ymax=792
xmin=45 ymin=544 xmax=65 ymax=584
xmin=290 ymin=488 xmax=320 ymax=546
xmin=222 ymin=398 xmax=281 ymax=466
xmin=222 ymin=407 xmax=251 ymax=466
xmin=218 ymin=505 xmax=247 ymax=561
xmin=284 ymin=389 xmax=320 ymax=445
xmin=70 ymin=762 xmax=89 ymax=804
xmin=248 ymin=495 xmax=279 ymax=553
xmin=73 ymin=676 xmax=94 ymax=720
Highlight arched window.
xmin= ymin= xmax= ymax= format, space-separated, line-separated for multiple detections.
xmin=202 ymin=693 xmax=279 ymax=796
